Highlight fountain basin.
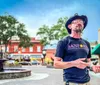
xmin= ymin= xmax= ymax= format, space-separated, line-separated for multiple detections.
xmin=0 ymin=68 xmax=31 ymax=79
xmin=0 ymin=59 xmax=7 ymax=71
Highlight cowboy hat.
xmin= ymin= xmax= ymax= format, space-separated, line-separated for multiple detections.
xmin=65 ymin=14 xmax=88 ymax=34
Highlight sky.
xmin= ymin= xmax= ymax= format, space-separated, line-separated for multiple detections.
xmin=0 ymin=0 xmax=100 ymax=42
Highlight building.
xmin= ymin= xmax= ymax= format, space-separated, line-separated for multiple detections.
xmin=44 ymin=42 xmax=57 ymax=60
xmin=45 ymin=48 xmax=56 ymax=60
xmin=98 ymin=29 xmax=100 ymax=44
xmin=1 ymin=37 xmax=43 ymax=59
xmin=91 ymin=29 xmax=100 ymax=64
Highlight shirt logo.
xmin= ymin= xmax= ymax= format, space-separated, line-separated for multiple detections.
xmin=68 ymin=44 xmax=88 ymax=49
xmin=80 ymin=44 xmax=83 ymax=48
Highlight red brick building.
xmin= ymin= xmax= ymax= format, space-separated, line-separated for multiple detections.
xmin=44 ymin=43 xmax=57 ymax=60
xmin=46 ymin=49 xmax=56 ymax=60
xmin=3 ymin=37 xmax=43 ymax=59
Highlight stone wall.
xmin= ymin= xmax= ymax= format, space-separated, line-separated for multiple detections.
xmin=0 ymin=69 xmax=31 ymax=79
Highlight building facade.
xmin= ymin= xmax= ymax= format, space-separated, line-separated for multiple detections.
xmin=2 ymin=37 xmax=43 ymax=59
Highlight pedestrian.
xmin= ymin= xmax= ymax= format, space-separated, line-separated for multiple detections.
xmin=54 ymin=13 xmax=100 ymax=85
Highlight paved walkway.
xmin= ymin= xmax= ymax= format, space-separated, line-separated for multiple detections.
xmin=89 ymin=71 xmax=100 ymax=78
xmin=0 ymin=65 xmax=100 ymax=85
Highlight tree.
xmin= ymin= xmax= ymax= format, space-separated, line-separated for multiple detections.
xmin=0 ymin=14 xmax=32 ymax=52
xmin=36 ymin=17 xmax=69 ymax=46
xmin=51 ymin=17 xmax=69 ymax=40
xmin=37 ymin=25 xmax=54 ymax=46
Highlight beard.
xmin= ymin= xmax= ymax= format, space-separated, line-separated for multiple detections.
xmin=74 ymin=28 xmax=83 ymax=33
xmin=73 ymin=24 xmax=83 ymax=33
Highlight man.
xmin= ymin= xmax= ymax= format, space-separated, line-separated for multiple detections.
xmin=54 ymin=14 xmax=100 ymax=85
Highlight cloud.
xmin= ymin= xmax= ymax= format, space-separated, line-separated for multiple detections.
xmin=16 ymin=2 xmax=83 ymax=37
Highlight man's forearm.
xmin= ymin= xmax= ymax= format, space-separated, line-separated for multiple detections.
xmin=54 ymin=61 xmax=74 ymax=69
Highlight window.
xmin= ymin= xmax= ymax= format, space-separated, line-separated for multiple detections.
xmin=14 ymin=46 xmax=18 ymax=52
xmin=30 ymin=55 xmax=41 ymax=58
xmin=29 ymin=47 xmax=33 ymax=52
xmin=37 ymin=46 xmax=41 ymax=52
xmin=7 ymin=47 xmax=9 ymax=52
xmin=22 ymin=47 xmax=25 ymax=52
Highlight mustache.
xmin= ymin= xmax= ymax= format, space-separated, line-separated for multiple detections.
xmin=73 ymin=24 xmax=83 ymax=33
xmin=74 ymin=29 xmax=83 ymax=33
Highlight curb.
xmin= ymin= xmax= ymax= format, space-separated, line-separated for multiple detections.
xmin=89 ymin=71 xmax=100 ymax=78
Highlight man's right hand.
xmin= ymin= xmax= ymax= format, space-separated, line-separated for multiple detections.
xmin=72 ymin=58 xmax=89 ymax=69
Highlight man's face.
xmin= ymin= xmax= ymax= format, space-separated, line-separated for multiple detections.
xmin=69 ymin=19 xmax=84 ymax=33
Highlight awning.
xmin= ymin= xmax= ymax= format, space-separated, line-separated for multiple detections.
xmin=92 ymin=44 xmax=100 ymax=54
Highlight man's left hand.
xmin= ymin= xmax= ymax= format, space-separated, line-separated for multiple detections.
xmin=92 ymin=65 xmax=100 ymax=73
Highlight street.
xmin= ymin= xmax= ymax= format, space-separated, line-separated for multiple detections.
xmin=0 ymin=65 xmax=100 ymax=85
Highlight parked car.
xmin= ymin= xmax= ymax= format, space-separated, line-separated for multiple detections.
xmin=19 ymin=61 xmax=32 ymax=65
xmin=31 ymin=60 xmax=40 ymax=65
xmin=6 ymin=60 xmax=15 ymax=64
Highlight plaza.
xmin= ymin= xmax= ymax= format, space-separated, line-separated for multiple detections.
xmin=0 ymin=65 xmax=100 ymax=85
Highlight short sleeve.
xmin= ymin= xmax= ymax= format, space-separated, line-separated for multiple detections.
xmin=55 ymin=40 xmax=65 ymax=59
xmin=85 ymin=41 xmax=91 ymax=58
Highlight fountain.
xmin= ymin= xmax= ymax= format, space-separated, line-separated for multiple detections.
xmin=0 ymin=52 xmax=31 ymax=79
xmin=0 ymin=59 xmax=7 ymax=71
xmin=0 ymin=20 xmax=31 ymax=79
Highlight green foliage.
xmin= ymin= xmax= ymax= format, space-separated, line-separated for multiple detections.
xmin=37 ymin=25 xmax=54 ymax=46
xmin=4 ymin=61 xmax=21 ymax=67
xmin=0 ymin=14 xmax=32 ymax=52
xmin=36 ymin=17 xmax=69 ymax=46
xmin=51 ymin=17 xmax=69 ymax=40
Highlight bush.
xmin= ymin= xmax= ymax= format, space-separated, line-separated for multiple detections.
xmin=4 ymin=60 xmax=22 ymax=67
xmin=45 ymin=58 xmax=54 ymax=65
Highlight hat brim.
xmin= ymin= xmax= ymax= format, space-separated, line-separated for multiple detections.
xmin=65 ymin=15 xmax=88 ymax=34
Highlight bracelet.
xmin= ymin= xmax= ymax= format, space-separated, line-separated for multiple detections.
xmin=87 ymin=65 xmax=93 ymax=71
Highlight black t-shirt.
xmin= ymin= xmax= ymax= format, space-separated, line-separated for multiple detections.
xmin=55 ymin=36 xmax=91 ymax=83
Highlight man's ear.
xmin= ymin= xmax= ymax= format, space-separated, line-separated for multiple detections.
xmin=68 ymin=24 xmax=71 ymax=29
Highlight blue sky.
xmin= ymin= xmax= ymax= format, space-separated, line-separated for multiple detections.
xmin=0 ymin=0 xmax=100 ymax=42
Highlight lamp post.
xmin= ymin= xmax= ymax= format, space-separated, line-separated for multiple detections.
xmin=0 ymin=41 xmax=7 ymax=71
xmin=0 ymin=41 xmax=3 ymax=59
xmin=18 ymin=48 xmax=21 ymax=62
xmin=42 ymin=49 xmax=46 ymax=65
xmin=1 ymin=21 xmax=8 ymax=58
xmin=0 ymin=46 xmax=3 ymax=59
xmin=0 ymin=21 xmax=8 ymax=71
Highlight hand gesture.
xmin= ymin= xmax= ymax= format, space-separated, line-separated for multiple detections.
xmin=92 ymin=65 xmax=100 ymax=73
xmin=73 ymin=58 xmax=89 ymax=69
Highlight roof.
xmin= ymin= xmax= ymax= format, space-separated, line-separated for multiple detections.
xmin=44 ymin=40 xmax=58 ymax=50
xmin=92 ymin=44 xmax=100 ymax=54
xmin=10 ymin=37 xmax=40 ymax=43
xmin=44 ymin=44 xmax=57 ymax=49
